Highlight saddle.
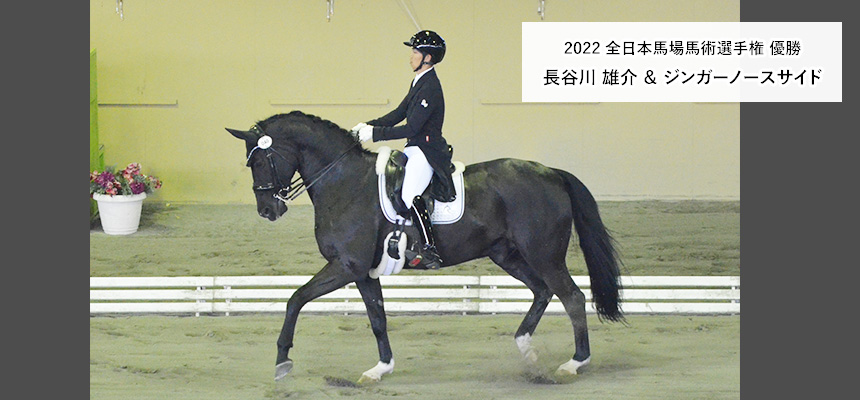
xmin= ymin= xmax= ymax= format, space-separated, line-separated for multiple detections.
xmin=375 ymin=147 xmax=465 ymax=225
xmin=369 ymin=147 xmax=465 ymax=279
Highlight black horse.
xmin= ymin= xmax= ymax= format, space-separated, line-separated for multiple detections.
xmin=227 ymin=111 xmax=623 ymax=383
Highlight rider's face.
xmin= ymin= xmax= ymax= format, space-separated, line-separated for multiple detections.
xmin=410 ymin=48 xmax=429 ymax=72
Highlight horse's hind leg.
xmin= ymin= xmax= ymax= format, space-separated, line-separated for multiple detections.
xmin=354 ymin=276 xmax=394 ymax=384
xmin=540 ymin=268 xmax=592 ymax=377
xmin=489 ymin=245 xmax=553 ymax=365
xmin=514 ymin=221 xmax=591 ymax=374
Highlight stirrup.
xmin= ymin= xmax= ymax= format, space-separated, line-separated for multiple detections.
xmin=407 ymin=246 xmax=442 ymax=270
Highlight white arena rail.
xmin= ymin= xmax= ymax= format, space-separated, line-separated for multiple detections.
xmin=90 ymin=275 xmax=739 ymax=316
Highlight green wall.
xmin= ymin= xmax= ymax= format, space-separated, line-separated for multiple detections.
xmin=89 ymin=0 xmax=740 ymax=204
xmin=90 ymin=48 xmax=104 ymax=221
xmin=90 ymin=48 xmax=103 ymax=171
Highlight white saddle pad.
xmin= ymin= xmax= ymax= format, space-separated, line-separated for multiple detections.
xmin=375 ymin=146 xmax=465 ymax=225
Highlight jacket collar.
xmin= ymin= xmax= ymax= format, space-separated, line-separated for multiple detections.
xmin=412 ymin=67 xmax=435 ymax=88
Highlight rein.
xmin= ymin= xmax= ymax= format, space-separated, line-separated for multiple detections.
xmin=248 ymin=124 xmax=360 ymax=204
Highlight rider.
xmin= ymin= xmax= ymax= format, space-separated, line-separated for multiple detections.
xmin=352 ymin=30 xmax=454 ymax=270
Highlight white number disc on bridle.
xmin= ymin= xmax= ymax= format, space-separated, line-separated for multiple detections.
xmin=258 ymin=135 xmax=273 ymax=149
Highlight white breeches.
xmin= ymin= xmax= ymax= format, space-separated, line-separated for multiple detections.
xmin=401 ymin=146 xmax=434 ymax=207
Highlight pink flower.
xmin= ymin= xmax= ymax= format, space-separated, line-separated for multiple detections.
xmin=124 ymin=163 xmax=141 ymax=176
xmin=96 ymin=172 xmax=117 ymax=188
xmin=129 ymin=181 xmax=146 ymax=194
xmin=146 ymin=176 xmax=163 ymax=189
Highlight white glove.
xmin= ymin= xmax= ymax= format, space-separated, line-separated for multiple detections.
xmin=357 ymin=125 xmax=374 ymax=142
xmin=350 ymin=122 xmax=368 ymax=133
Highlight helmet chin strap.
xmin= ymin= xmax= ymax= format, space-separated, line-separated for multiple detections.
xmin=413 ymin=53 xmax=433 ymax=72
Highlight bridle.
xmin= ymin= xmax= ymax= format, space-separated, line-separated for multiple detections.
xmin=246 ymin=124 xmax=359 ymax=204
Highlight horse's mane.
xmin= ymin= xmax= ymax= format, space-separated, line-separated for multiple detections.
xmin=258 ymin=111 xmax=372 ymax=155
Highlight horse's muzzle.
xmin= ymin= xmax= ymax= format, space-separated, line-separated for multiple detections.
xmin=259 ymin=203 xmax=288 ymax=221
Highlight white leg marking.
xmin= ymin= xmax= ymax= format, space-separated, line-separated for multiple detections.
xmin=515 ymin=334 xmax=539 ymax=364
xmin=358 ymin=359 xmax=395 ymax=384
xmin=556 ymin=356 xmax=591 ymax=376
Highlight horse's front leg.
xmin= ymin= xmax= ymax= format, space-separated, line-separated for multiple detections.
xmin=275 ymin=261 xmax=356 ymax=381
xmin=354 ymin=276 xmax=394 ymax=384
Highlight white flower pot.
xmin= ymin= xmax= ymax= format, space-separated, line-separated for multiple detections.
xmin=93 ymin=192 xmax=146 ymax=235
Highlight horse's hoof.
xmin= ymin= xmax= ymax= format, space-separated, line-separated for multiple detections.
xmin=357 ymin=360 xmax=394 ymax=385
xmin=357 ymin=373 xmax=381 ymax=386
xmin=274 ymin=359 xmax=293 ymax=381
xmin=523 ymin=349 xmax=539 ymax=365
xmin=515 ymin=334 xmax=539 ymax=365
xmin=554 ymin=356 xmax=590 ymax=379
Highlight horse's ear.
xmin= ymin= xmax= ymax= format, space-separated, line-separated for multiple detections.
xmin=226 ymin=127 xmax=256 ymax=141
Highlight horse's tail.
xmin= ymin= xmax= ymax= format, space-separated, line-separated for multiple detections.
xmin=553 ymin=168 xmax=624 ymax=322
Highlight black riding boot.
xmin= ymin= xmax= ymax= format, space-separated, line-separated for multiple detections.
xmin=406 ymin=196 xmax=442 ymax=269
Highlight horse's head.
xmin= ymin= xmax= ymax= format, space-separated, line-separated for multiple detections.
xmin=226 ymin=123 xmax=299 ymax=221
xmin=228 ymin=111 xmax=369 ymax=221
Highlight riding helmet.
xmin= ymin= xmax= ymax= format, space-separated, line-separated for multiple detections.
xmin=404 ymin=30 xmax=446 ymax=64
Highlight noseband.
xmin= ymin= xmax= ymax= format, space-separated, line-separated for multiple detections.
xmin=247 ymin=124 xmax=359 ymax=204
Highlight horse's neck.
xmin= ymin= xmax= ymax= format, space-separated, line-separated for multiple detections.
xmin=297 ymin=142 xmax=372 ymax=206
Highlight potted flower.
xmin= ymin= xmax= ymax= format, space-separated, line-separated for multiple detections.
xmin=90 ymin=163 xmax=162 ymax=235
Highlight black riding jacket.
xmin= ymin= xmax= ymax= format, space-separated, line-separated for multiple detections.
xmin=368 ymin=68 xmax=455 ymax=201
